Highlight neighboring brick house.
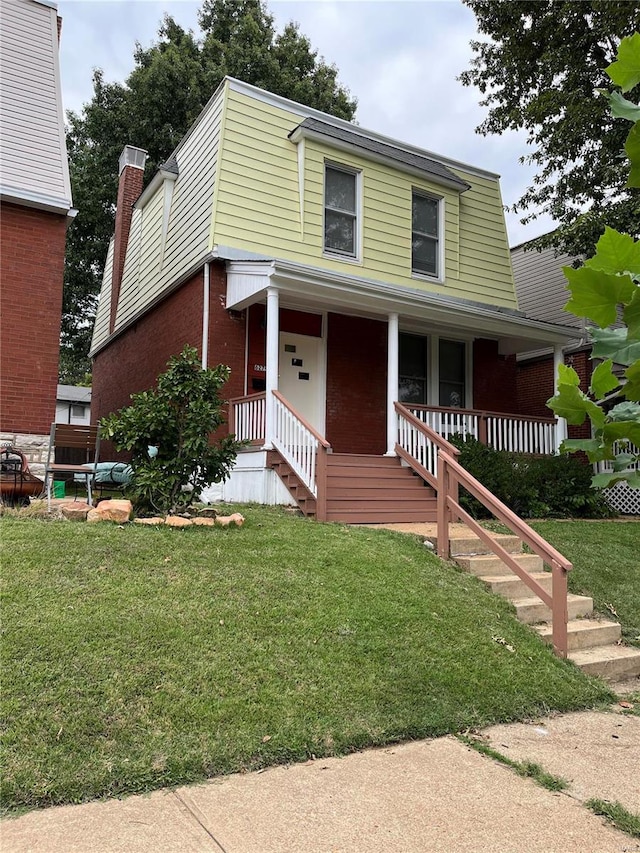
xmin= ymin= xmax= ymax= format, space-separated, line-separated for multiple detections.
xmin=91 ymin=80 xmax=575 ymax=519
xmin=0 ymin=0 xmax=75 ymax=474
xmin=512 ymin=240 xmax=639 ymax=515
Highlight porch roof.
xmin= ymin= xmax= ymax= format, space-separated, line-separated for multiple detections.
xmin=221 ymin=253 xmax=577 ymax=355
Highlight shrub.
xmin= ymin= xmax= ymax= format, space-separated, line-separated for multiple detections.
xmin=449 ymin=436 xmax=612 ymax=519
xmin=100 ymin=346 xmax=244 ymax=515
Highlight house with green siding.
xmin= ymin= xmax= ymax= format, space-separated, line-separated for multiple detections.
xmin=90 ymin=78 xmax=574 ymax=521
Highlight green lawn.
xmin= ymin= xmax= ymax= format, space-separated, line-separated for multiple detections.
xmin=530 ymin=521 xmax=640 ymax=647
xmin=1 ymin=508 xmax=612 ymax=813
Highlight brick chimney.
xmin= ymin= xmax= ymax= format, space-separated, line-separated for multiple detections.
xmin=110 ymin=145 xmax=147 ymax=334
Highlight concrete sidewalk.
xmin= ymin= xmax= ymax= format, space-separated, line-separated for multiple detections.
xmin=3 ymin=710 xmax=639 ymax=853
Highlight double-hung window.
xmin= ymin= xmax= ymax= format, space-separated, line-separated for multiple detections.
xmin=412 ymin=192 xmax=440 ymax=278
xmin=324 ymin=164 xmax=358 ymax=258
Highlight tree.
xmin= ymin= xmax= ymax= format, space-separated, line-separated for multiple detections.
xmin=460 ymin=1 xmax=640 ymax=257
xmin=63 ymin=0 xmax=357 ymax=382
xmin=548 ymin=33 xmax=640 ymax=490
xmin=100 ymin=347 xmax=244 ymax=514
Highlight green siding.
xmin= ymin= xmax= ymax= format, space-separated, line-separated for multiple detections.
xmin=213 ymin=87 xmax=516 ymax=308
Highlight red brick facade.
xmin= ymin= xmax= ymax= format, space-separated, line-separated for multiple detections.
xmin=326 ymin=314 xmax=387 ymax=454
xmin=472 ymin=339 xmax=518 ymax=413
xmin=0 ymin=203 xmax=67 ymax=434
xmin=110 ymin=162 xmax=145 ymax=334
xmin=92 ymin=263 xmax=246 ymax=428
xmin=516 ymin=348 xmax=593 ymax=439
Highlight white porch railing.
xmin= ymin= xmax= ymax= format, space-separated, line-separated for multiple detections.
xmin=272 ymin=390 xmax=330 ymax=499
xmin=229 ymin=392 xmax=266 ymax=443
xmin=395 ymin=403 xmax=454 ymax=488
xmin=407 ymin=404 xmax=557 ymax=455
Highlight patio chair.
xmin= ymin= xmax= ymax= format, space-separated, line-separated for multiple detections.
xmin=44 ymin=423 xmax=101 ymax=510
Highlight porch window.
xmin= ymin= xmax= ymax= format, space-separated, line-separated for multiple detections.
xmin=324 ymin=164 xmax=358 ymax=258
xmin=439 ymin=339 xmax=465 ymax=407
xmin=399 ymin=333 xmax=428 ymax=404
xmin=412 ymin=192 xmax=439 ymax=277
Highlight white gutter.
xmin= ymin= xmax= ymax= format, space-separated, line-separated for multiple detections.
xmin=202 ymin=262 xmax=210 ymax=369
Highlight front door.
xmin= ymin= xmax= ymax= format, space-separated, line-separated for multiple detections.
xmin=278 ymin=332 xmax=324 ymax=434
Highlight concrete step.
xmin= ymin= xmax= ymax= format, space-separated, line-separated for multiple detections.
xmin=447 ymin=533 xmax=523 ymax=558
xmin=455 ymin=552 xmax=543 ymax=577
xmin=569 ymin=644 xmax=640 ymax=682
xmin=326 ymin=508 xmax=438 ymax=524
xmin=535 ymin=619 xmax=622 ymax=651
xmin=481 ymin=571 xmax=553 ymax=601
xmin=514 ymin=593 xmax=593 ymax=625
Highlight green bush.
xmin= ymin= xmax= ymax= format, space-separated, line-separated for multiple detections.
xmin=449 ymin=436 xmax=612 ymax=520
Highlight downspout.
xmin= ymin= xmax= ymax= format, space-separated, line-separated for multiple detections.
xmin=202 ymin=262 xmax=210 ymax=369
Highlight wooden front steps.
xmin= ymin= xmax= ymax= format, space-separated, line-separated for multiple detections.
xmin=269 ymin=452 xmax=437 ymax=524
xmin=325 ymin=454 xmax=436 ymax=524
xmin=423 ymin=526 xmax=640 ymax=685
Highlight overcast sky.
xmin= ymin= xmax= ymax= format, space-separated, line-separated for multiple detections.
xmin=56 ymin=0 xmax=556 ymax=246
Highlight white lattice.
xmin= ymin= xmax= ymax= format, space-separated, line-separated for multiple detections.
xmin=603 ymin=482 xmax=640 ymax=516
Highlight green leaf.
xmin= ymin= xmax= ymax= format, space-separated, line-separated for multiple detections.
xmin=612 ymin=452 xmax=638 ymax=472
xmin=624 ymin=361 xmax=640 ymax=402
xmin=626 ymin=121 xmax=640 ymax=188
xmin=557 ymin=362 xmax=581 ymax=387
xmin=561 ymin=438 xmax=602 ymax=453
xmin=591 ymin=328 xmax=640 ymax=366
xmin=606 ymin=32 xmax=640 ymax=93
xmin=563 ymin=266 xmax=636 ymax=326
xmin=607 ymin=401 xmax=640 ymax=423
xmin=602 ymin=420 xmax=640 ymax=447
xmin=548 ymin=384 xmax=606 ymax=428
xmin=623 ymin=287 xmax=640 ymax=340
xmin=590 ymin=359 xmax=619 ymax=399
xmin=583 ymin=228 xmax=640 ymax=277
xmin=591 ymin=470 xmax=640 ymax=489
xmin=603 ymin=90 xmax=640 ymax=122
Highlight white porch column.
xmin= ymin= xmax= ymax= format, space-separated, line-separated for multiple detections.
xmin=553 ymin=344 xmax=567 ymax=452
xmin=386 ymin=312 xmax=399 ymax=455
xmin=263 ymin=287 xmax=279 ymax=449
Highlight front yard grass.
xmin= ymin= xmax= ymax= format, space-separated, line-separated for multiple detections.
xmin=530 ymin=521 xmax=640 ymax=647
xmin=1 ymin=507 xmax=612 ymax=813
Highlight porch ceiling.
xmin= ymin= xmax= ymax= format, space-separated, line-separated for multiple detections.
xmin=223 ymin=256 xmax=576 ymax=355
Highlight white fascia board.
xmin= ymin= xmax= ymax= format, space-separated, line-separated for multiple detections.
xmin=1 ymin=185 xmax=73 ymax=215
xmin=288 ymin=126 xmax=469 ymax=193
xmin=226 ymin=78 xmax=500 ymax=182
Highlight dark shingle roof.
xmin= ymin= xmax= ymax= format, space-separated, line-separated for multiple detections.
xmin=160 ymin=155 xmax=179 ymax=176
xmin=289 ymin=118 xmax=471 ymax=192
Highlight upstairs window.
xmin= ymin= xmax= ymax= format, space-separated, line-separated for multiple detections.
xmin=412 ymin=192 xmax=440 ymax=278
xmin=324 ymin=164 xmax=358 ymax=258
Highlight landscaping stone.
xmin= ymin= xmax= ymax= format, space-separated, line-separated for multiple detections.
xmin=134 ymin=517 xmax=165 ymax=525
xmin=87 ymin=499 xmax=133 ymax=524
xmin=215 ymin=512 xmax=245 ymax=527
xmin=196 ymin=507 xmax=218 ymax=519
xmin=60 ymin=502 xmax=92 ymax=521
xmin=192 ymin=517 xmax=215 ymax=526
xmin=165 ymin=515 xmax=193 ymax=528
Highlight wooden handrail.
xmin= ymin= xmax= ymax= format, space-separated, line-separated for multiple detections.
xmin=438 ymin=449 xmax=572 ymax=658
xmin=228 ymin=391 xmax=267 ymax=405
xmin=394 ymin=402 xmax=460 ymax=456
xmin=273 ymin=390 xmax=331 ymax=449
xmin=407 ymin=403 xmax=558 ymax=426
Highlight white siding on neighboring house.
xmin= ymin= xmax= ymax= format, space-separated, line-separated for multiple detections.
xmin=0 ymin=0 xmax=72 ymax=213
xmin=511 ymin=243 xmax=585 ymax=359
xmin=56 ymin=385 xmax=91 ymax=424
xmin=90 ymin=238 xmax=115 ymax=354
xmin=111 ymin=92 xmax=225 ymax=333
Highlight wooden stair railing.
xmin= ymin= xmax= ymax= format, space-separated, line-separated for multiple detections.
xmin=395 ymin=402 xmax=572 ymax=658
xmin=272 ymin=391 xmax=331 ymax=521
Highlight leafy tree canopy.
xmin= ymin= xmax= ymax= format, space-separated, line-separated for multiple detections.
xmin=460 ymin=1 xmax=640 ymax=257
xmin=62 ymin=0 xmax=357 ymax=383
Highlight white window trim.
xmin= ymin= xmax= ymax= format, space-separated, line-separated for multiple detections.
xmin=322 ymin=161 xmax=362 ymax=264
xmin=411 ymin=190 xmax=445 ymax=284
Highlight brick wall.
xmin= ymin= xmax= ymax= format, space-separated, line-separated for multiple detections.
xmin=92 ymin=263 xmax=246 ymax=434
xmin=0 ymin=203 xmax=67 ymax=435
xmin=516 ymin=349 xmax=593 ymax=439
xmin=473 ymin=339 xmax=518 ymax=413
xmin=326 ymin=313 xmax=387 ymax=454
xmin=110 ymin=162 xmax=145 ymax=333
